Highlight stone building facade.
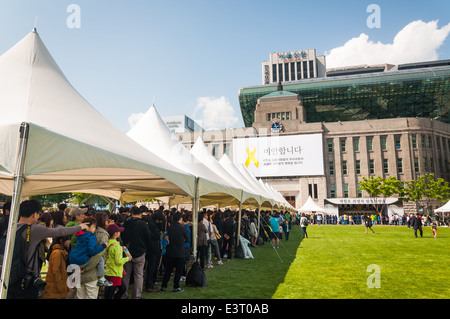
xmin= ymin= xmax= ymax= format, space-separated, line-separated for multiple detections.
xmin=176 ymin=88 xmax=450 ymax=216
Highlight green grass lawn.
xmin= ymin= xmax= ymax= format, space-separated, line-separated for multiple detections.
xmin=141 ymin=224 xmax=449 ymax=299
xmin=273 ymin=224 xmax=450 ymax=299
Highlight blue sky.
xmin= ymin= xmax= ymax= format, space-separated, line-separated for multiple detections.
xmin=0 ymin=0 xmax=449 ymax=132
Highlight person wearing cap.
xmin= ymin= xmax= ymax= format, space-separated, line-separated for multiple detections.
xmin=65 ymin=207 xmax=88 ymax=250
xmin=104 ymin=223 xmax=131 ymax=299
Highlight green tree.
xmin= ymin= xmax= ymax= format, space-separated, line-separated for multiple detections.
xmin=30 ymin=193 xmax=73 ymax=206
xmin=359 ymin=176 xmax=403 ymax=218
xmin=403 ymin=174 xmax=450 ymax=216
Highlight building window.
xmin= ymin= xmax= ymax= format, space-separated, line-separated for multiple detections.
xmin=414 ymin=157 xmax=419 ymax=173
xmin=327 ymin=139 xmax=333 ymax=152
xmin=356 ymin=160 xmax=361 ymax=175
xmin=278 ymin=63 xmax=283 ymax=82
xmin=286 ymin=112 xmax=290 ymax=120
xmin=296 ymin=62 xmax=301 ymax=80
xmin=428 ymin=136 xmax=432 ymax=148
xmin=224 ymin=143 xmax=230 ymax=156
xmin=329 ymin=161 xmax=334 ymax=175
xmin=421 ymin=135 xmax=426 ymax=148
xmin=367 ymin=137 xmax=373 ymax=151
xmin=343 ymin=184 xmax=349 ymax=198
xmin=330 ymin=184 xmax=336 ymax=198
xmin=284 ymin=63 xmax=289 ymax=82
xmin=342 ymin=160 xmax=347 ymax=175
xmin=369 ymin=159 xmax=375 ymax=174
xmin=272 ymin=64 xmax=277 ymax=83
xmin=357 ymin=183 xmax=362 ymax=198
xmin=353 ymin=138 xmax=359 ymax=152
xmin=212 ymin=144 xmax=219 ymax=159
xmin=430 ymin=157 xmax=435 ymax=172
xmin=309 ymin=60 xmax=314 ymax=78
xmin=308 ymin=183 xmax=318 ymax=199
xmin=397 ymin=158 xmax=403 ymax=174
xmin=285 ymin=196 xmax=295 ymax=205
xmin=412 ymin=134 xmax=417 ymax=149
xmin=290 ymin=62 xmax=295 ymax=81
xmin=303 ymin=61 xmax=308 ymax=79
xmin=381 ymin=136 xmax=387 ymax=150
xmin=424 ymin=157 xmax=428 ymax=172
xmin=383 ymin=158 xmax=389 ymax=173
xmin=340 ymin=138 xmax=346 ymax=152
xmin=395 ymin=135 xmax=401 ymax=150
xmin=267 ymin=113 xmax=271 ymax=121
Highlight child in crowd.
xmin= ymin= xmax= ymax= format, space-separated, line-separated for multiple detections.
xmin=68 ymin=217 xmax=108 ymax=269
xmin=42 ymin=237 xmax=71 ymax=299
xmin=104 ymin=224 xmax=131 ymax=299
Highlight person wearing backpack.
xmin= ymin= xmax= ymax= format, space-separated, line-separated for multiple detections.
xmin=1 ymin=200 xmax=89 ymax=299
xmin=300 ymin=213 xmax=309 ymax=239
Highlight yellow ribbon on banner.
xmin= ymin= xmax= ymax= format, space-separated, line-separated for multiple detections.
xmin=245 ymin=145 xmax=259 ymax=168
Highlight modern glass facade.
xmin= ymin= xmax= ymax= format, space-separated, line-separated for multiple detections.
xmin=239 ymin=66 xmax=450 ymax=127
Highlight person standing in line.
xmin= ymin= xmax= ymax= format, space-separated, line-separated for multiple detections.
xmin=300 ymin=213 xmax=309 ymax=238
xmin=143 ymin=210 xmax=164 ymax=293
xmin=220 ymin=210 xmax=235 ymax=261
xmin=197 ymin=213 xmax=208 ymax=269
xmin=104 ymin=224 xmax=130 ymax=299
xmin=6 ymin=200 xmax=89 ymax=299
xmin=249 ymin=216 xmax=258 ymax=247
xmin=65 ymin=207 xmax=88 ymax=250
xmin=160 ymin=212 xmax=188 ymax=293
xmin=120 ymin=206 xmax=152 ymax=299
xmin=411 ymin=213 xmax=423 ymax=238
xmin=42 ymin=237 xmax=71 ymax=299
xmin=209 ymin=216 xmax=223 ymax=265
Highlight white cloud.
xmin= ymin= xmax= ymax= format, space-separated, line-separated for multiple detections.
xmin=326 ymin=20 xmax=450 ymax=69
xmin=127 ymin=112 xmax=145 ymax=129
xmin=193 ymin=96 xmax=239 ymax=130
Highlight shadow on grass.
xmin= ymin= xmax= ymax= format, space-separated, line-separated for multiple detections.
xmin=140 ymin=226 xmax=305 ymax=299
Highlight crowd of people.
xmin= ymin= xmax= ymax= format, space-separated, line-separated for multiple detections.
xmin=0 ymin=199 xmax=296 ymax=299
xmin=295 ymin=212 xmax=448 ymax=227
xmin=0 ymin=199 xmax=446 ymax=299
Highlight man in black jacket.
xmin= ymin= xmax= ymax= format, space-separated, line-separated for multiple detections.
xmin=411 ymin=213 xmax=423 ymax=238
xmin=160 ymin=212 xmax=188 ymax=293
xmin=220 ymin=210 xmax=236 ymax=261
xmin=121 ymin=206 xmax=152 ymax=299
xmin=143 ymin=210 xmax=164 ymax=292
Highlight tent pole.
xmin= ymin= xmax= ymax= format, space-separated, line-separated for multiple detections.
xmin=257 ymin=203 xmax=261 ymax=238
xmin=236 ymin=190 xmax=243 ymax=249
xmin=191 ymin=177 xmax=200 ymax=262
xmin=1 ymin=122 xmax=30 ymax=299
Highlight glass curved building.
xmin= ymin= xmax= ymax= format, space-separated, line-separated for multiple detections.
xmin=239 ymin=62 xmax=450 ymax=127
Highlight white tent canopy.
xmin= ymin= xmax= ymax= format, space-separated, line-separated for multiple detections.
xmin=237 ymin=164 xmax=275 ymax=208
xmin=0 ymin=30 xmax=197 ymax=199
xmin=0 ymin=30 xmax=200 ymax=298
xmin=125 ymin=104 xmax=243 ymax=205
xmin=298 ymin=196 xmax=325 ymax=213
xmin=435 ymin=200 xmax=450 ymax=213
xmin=190 ymin=137 xmax=262 ymax=206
